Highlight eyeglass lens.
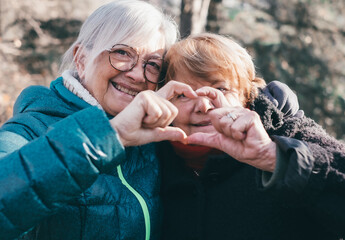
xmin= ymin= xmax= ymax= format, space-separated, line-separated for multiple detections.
xmin=109 ymin=44 xmax=163 ymax=84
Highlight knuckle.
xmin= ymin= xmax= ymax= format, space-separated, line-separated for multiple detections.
xmin=168 ymin=80 xmax=180 ymax=89
xmin=247 ymin=110 xmax=258 ymax=118
xmin=152 ymin=109 xmax=163 ymax=118
xmin=171 ymin=107 xmax=178 ymax=118
xmin=219 ymin=117 xmax=228 ymax=126
xmin=229 ymin=124 xmax=237 ymax=132
xmin=138 ymin=90 xmax=153 ymax=99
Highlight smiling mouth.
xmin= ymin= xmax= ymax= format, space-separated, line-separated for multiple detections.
xmin=112 ymin=82 xmax=139 ymax=96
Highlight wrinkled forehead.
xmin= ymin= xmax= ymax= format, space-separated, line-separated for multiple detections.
xmin=174 ymin=68 xmax=236 ymax=89
xmin=123 ymin=31 xmax=166 ymax=56
xmin=179 ymin=76 xmax=212 ymax=89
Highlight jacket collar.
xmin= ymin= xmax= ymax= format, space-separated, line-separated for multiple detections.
xmin=61 ymin=70 xmax=103 ymax=110
xmin=50 ymin=76 xmax=92 ymax=111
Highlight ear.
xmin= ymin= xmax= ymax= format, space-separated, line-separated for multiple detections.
xmin=73 ymin=45 xmax=87 ymax=80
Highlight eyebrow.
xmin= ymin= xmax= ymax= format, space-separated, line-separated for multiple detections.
xmin=208 ymin=79 xmax=227 ymax=85
xmin=133 ymin=46 xmax=163 ymax=58
xmin=146 ymin=52 xmax=163 ymax=58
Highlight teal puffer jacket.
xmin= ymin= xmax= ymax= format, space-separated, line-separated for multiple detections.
xmin=0 ymin=77 xmax=161 ymax=240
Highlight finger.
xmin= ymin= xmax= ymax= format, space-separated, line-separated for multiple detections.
xmin=195 ymin=87 xmax=217 ymax=99
xmin=113 ymin=93 xmax=149 ymax=130
xmin=208 ymin=108 xmax=237 ymax=133
xmin=209 ymin=108 xmax=247 ymax=140
xmin=143 ymin=100 xmax=178 ymax=128
xmin=186 ymin=132 xmax=219 ymax=148
xmin=157 ymin=80 xmax=197 ymax=100
xmin=196 ymin=87 xmax=230 ymax=108
xmin=143 ymin=110 xmax=174 ymax=129
xmin=146 ymin=126 xmax=188 ymax=143
xmin=139 ymin=92 xmax=174 ymax=127
xmin=214 ymin=115 xmax=245 ymax=140
xmin=217 ymin=115 xmax=232 ymax=135
xmin=141 ymin=94 xmax=164 ymax=126
xmin=230 ymin=112 xmax=258 ymax=140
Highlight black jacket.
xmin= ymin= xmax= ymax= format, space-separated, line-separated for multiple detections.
xmin=158 ymin=92 xmax=345 ymax=240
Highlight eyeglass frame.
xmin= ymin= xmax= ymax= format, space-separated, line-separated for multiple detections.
xmin=107 ymin=44 xmax=166 ymax=84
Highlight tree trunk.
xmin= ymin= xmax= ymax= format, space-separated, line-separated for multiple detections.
xmin=206 ymin=0 xmax=223 ymax=33
xmin=180 ymin=0 xmax=211 ymax=38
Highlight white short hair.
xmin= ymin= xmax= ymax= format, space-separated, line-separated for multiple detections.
xmin=59 ymin=0 xmax=179 ymax=74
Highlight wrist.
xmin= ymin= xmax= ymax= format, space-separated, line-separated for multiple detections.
xmin=260 ymin=141 xmax=277 ymax=172
xmin=110 ymin=118 xmax=129 ymax=147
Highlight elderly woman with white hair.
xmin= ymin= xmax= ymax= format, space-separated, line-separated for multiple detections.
xmin=0 ymin=1 xmax=197 ymax=239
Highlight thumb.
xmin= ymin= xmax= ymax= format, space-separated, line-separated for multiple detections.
xmin=150 ymin=126 xmax=188 ymax=143
xmin=186 ymin=132 xmax=218 ymax=148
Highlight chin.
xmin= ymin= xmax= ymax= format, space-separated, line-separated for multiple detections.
xmin=105 ymin=100 xmax=129 ymax=116
xmin=103 ymin=106 xmax=122 ymax=116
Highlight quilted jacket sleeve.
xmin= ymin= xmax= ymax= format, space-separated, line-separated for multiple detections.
xmin=0 ymin=106 xmax=125 ymax=240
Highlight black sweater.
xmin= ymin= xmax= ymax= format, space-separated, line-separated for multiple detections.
xmin=158 ymin=93 xmax=345 ymax=240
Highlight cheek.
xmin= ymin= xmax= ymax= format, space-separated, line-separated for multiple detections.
xmin=147 ymin=82 xmax=157 ymax=91
xmin=172 ymin=101 xmax=192 ymax=127
xmin=173 ymin=113 xmax=187 ymax=125
xmin=172 ymin=113 xmax=191 ymax=135
xmin=84 ymin=73 xmax=107 ymax=95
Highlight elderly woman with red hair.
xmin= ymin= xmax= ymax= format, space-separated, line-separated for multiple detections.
xmin=158 ymin=32 xmax=345 ymax=240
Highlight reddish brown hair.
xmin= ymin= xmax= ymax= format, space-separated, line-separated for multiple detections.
xmin=164 ymin=32 xmax=266 ymax=105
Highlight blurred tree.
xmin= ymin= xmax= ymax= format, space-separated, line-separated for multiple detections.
xmin=213 ymin=0 xmax=345 ymax=141
xmin=0 ymin=0 xmax=344 ymax=141
xmin=175 ymin=0 xmax=345 ymax=141
xmin=0 ymin=0 xmax=111 ymax=124
xmin=206 ymin=0 xmax=223 ymax=33
xmin=180 ymin=0 xmax=211 ymax=37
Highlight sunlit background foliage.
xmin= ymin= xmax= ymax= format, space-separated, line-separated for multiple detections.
xmin=0 ymin=0 xmax=344 ymax=141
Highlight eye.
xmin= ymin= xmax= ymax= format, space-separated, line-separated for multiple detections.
xmin=109 ymin=45 xmax=137 ymax=62
xmin=146 ymin=61 xmax=161 ymax=71
xmin=145 ymin=59 xmax=162 ymax=74
xmin=109 ymin=47 xmax=135 ymax=62
xmin=114 ymin=49 xmax=128 ymax=56
xmin=171 ymin=93 xmax=188 ymax=104
xmin=216 ymin=87 xmax=229 ymax=93
xmin=177 ymin=93 xmax=186 ymax=99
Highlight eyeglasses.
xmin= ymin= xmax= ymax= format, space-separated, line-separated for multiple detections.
xmin=108 ymin=44 xmax=165 ymax=84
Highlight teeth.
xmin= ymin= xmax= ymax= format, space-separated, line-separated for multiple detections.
xmin=113 ymin=83 xmax=139 ymax=96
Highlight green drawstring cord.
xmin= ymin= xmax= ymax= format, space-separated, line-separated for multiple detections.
xmin=117 ymin=165 xmax=151 ymax=240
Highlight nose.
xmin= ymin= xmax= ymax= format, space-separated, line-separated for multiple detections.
xmin=124 ymin=61 xmax=146 ymax=83
xmin=194 ymin=96 xmax=215 ymax=113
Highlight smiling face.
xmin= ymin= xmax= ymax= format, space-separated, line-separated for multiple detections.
xmin=171 ymin=69 xmax=244 ymax=136
xmin=75 ymin=36 xmax=165 ymax=116
xmin=164 ymin=33 xmax=267 ymax=136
